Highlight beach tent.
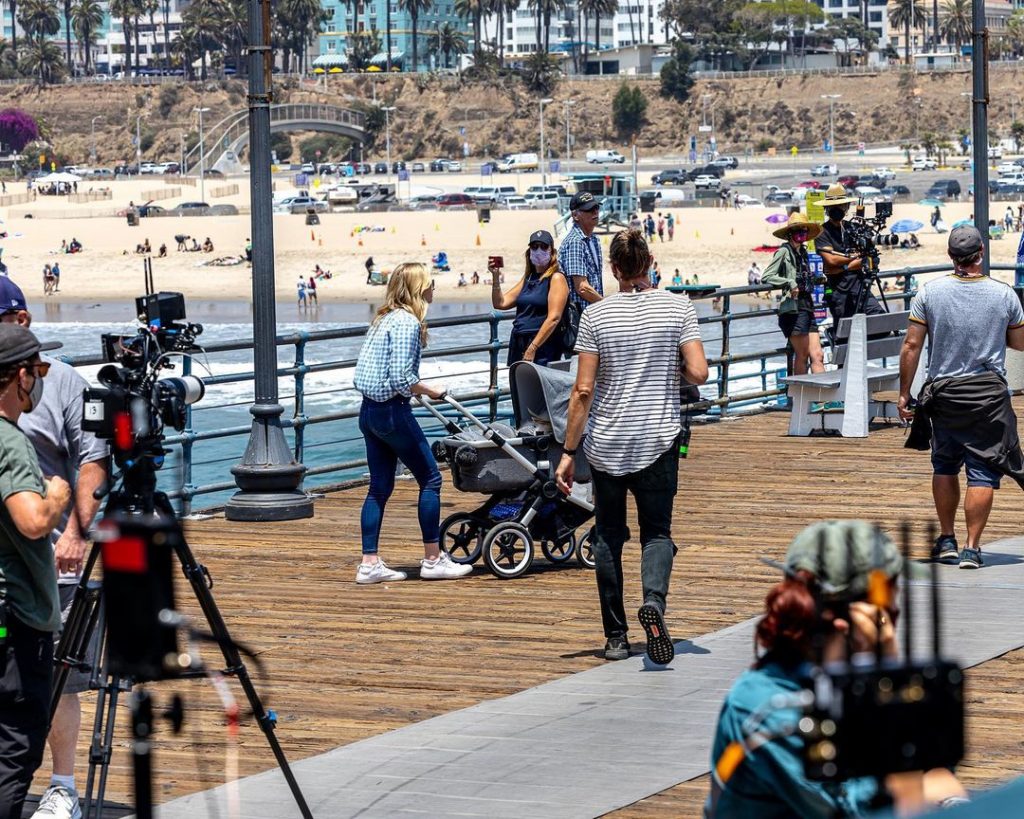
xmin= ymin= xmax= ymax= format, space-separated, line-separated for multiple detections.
xmin=37 ymin=172 xmax=81 ymax=184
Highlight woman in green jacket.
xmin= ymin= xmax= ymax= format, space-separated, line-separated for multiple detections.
xmin=762 ymin=212 xmax=825 ymax=375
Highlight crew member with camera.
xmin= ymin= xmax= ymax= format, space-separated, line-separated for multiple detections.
xmin=899 ymin=226 xmax=1024 ymax=569
xmin=761 ymin=212 xmax=825 ymax=375
xmin=814 ymin=184 xmax=885 ymax=325
xmin=705 ymin=520 xmax=968 ymax=817
xmin=0 ymin=279 xmax=110 ymax=819
xmin=0 ymin=323 xmax=71 ymax=819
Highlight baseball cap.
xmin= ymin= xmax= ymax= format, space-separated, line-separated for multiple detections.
xmin=782 ymin=520 xmax=910 ymax=602
xmin=569 ymin=191 xmax=600 ymax=212
xmin=0 ymin=277 xmax=28 ymax=314
xmin=528 ymin=229 xmax=553 ymax=247
xmin=948 ymin=225 xmax=983 ymax=257
xmin=0 ymin=323 xmax=61 ymax=366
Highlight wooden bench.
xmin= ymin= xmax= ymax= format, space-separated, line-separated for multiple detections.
xmin=782 ymin=310 xmax=919 ymax=437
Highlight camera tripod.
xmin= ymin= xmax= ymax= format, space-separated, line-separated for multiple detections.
xmin=51 ymin=450 xmax=312 ymax=819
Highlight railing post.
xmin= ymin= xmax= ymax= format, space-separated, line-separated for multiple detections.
xmin=489 ymin=313 xmax=500 ymax=422
xmin=719 ymin=293 xmax=731 ymax=416
xmin=180 ymin=355 xmax=195 ymax=517
xmin=294 ymin=335 xmax=307 ymax=463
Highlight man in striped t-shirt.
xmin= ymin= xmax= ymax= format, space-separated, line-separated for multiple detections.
xmin=556 ymin=229 xmax=707 ymax=665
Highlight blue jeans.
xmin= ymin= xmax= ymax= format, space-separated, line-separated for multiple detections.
xmin=359 ymin=396 xmax=442 ymax=554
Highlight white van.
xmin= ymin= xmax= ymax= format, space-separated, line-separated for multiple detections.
xmin=497 ymin=153 xmax=539 ymax=173
xmin=646 ymin=188 xmax=687 ymax=205
xmin=586 ymin=149 xmax=625 ymax=164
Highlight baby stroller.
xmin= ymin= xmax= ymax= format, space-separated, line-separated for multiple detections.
xmin=418 ymin=361 xmax=595 ymax=579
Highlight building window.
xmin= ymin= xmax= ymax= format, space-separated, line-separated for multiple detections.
xmin=869 ymin=11 xmax=881 ymax=21
xmin=328 ymin=40 xmax=335 ymax=50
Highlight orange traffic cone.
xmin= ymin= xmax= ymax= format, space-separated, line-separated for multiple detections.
xmin=310 ymin=230 xmax=315 ymax=242
xmin=421 ymin=234 xmax=426 ymax=246
xmin=319 ymin=236 xmax=323 ymax=246
xmin=475 ymin=234 xmax=481 ymax=246
xmin=358 ymin=238 xmax=363 ymax=247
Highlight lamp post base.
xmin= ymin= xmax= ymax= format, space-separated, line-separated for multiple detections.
xmin=225 ymin=403 xmax=314 ymax=522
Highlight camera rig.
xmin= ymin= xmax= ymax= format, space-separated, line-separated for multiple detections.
xmin=840 ymin=199 xmax=894 ymax=317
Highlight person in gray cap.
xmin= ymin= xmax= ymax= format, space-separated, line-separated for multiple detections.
xmin=0 ymin=323 xmax=71 ymax=819
xmin=558 ymin=191 xmax=604 ymax=314
xmin=0 ymin=277 xmax=109 ymax=819
xmin=489 ymin=228 xmax=569 ymax=366
xmin=899 ymin=225 xmax=1024 ymax=570
xmin=705 ymin=521 xmax=968 ymax=818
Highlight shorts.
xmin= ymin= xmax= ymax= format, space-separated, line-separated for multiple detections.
xmin=56 ymin=583 xmax=101 ymax=696
xmin=778 ymin=308 xmax=818 ymax=339
xmin=930 ymin=423 xmax=1002 ymax=489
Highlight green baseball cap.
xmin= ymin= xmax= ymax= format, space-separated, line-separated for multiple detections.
xmin=783 ymin=520 xmax=905 ymax=602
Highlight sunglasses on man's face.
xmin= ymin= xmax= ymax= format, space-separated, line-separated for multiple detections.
xmin=27 ymin=362 xmax=50 ymax=377
xmin=529 ymin=242 xmax=550 ymax=251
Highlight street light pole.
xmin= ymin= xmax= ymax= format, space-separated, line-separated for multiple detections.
xmin=90 ymin=116 xmax=104 ymax=164
xmin=194 ymin=106 xmax=211 ymax=202
xmin=564 ymin=100 xmax=576 ymax=170
xmin=821 ymin=94 xmax=841 ymax=155
xmin=135 ymin=113 xmax=144 ymax=172
xmin=226 ymin=0 xmax=313 ymax=522
xmin=539 ymin=97 xmax=553 ymax=188
xmin=970 ymin=1 xmax=990 ymax=273
xmin=382 ymin=105 xmax=395 ymax=186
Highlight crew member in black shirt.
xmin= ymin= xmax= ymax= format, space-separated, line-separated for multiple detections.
xmin=814 ymin=183 xmax=884 ymax=326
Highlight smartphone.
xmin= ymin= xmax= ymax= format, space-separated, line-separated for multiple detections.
xmin=488 ymin=255 xmax=504 ymax=268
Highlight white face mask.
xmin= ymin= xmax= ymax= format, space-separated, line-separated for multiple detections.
xmin=529 ymin=248 xmax=551 ymax=270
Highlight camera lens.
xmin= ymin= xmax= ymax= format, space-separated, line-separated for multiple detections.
xmin=158 ymin=375 xmax=205 ymax=406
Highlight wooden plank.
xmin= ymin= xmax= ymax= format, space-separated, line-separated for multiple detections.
xmin=26 ymin=401 xmax=1024 ymax=816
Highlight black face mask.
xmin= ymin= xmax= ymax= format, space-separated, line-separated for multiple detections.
xmin=826 ymin=206 xmax=848 ymax=221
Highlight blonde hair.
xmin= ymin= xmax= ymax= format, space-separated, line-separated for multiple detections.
xmin=522 ymin=244 xmax=560 ymax=282
xmin=609 ymin=228 xmax=651 ymax=280
xmin=373 ymin=262 xmax=431 ymax=343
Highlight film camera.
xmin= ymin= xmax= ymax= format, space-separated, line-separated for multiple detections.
xmin=82 ymin=292 xmax=205 ymax=453
xmin=842 ymin=200 xmax=894 ymax=259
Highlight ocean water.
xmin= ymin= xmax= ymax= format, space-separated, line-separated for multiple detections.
xmin=33 ymin=298 xmax=783 ymax=512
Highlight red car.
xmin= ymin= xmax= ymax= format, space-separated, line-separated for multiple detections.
xmin=437 ymin=193 xmax=473 ymax=210
xmin=795 ymin=180 xmax=821 ymax=189
xmin=836 ymin=175 xmax=859 ymax=188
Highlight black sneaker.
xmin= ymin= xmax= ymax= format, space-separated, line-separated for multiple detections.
xmin=959 ymin=548 xmax=984 ymax=570
xmin=637 ymin=604 xmax=675 ymax=666
xmin=604 ymin=636 xmax=630 ymax=661
xmin=931 ymin=534 xmax=959 ymax=563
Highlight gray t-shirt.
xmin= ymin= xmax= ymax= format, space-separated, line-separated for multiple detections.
xmin=909 ymin=274 xmax=1024 ymax=381
xmin=19 ymin=356 xmax=108 ymax=583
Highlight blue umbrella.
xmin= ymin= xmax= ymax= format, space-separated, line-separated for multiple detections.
xmin=952 ymin=218 xmax=975 ymax=229
xmin=890 ymin=219 xmax=924 ymax=234
xmin=764 ymin=213 xmax=789 ymax=224
xmin=918 ymin=198 xmax=943 ymax=207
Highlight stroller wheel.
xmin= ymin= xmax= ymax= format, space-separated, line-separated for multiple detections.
xmin=576 ymin=527 xmax=597 ymax=570
xmin=482 ymin=521 xmax=535 ymax=579
xmin=541 ymin=533 xmax=576 ymax=564
xmin=440 ymin=513 xmax=485 ymax=564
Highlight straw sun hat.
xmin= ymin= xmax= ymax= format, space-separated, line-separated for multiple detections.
xmin=772 ymin=211 xmax=823 ymax=241
xmin=820 ymin=182 xmax=857 ymax=206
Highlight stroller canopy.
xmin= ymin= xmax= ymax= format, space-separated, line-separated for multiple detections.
xmin=510 ymin=361 xmax=575 ymax=444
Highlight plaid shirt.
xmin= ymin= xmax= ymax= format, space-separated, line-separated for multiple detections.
xmin=558 ymin=223 xmax=603 ymax=312
xmin=353 ymin=309 xmax=422 ymax=402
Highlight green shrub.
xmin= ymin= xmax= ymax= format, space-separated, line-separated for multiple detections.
xmin=270 ymin=132 xmax=293 ymax=162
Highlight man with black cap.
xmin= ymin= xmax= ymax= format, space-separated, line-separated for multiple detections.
xmin=558 ymin=191 xmax=604 ymax=313
xmin=814 ymin=183 xmax=884 ymax=325
xmin=0 ymin=322 xmax=71 ymax=818
xmin=899 ymin=225 xmax=1024 ymax=570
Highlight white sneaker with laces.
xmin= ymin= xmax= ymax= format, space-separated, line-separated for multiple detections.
xmin=32 ymin=785 xmax=81 ymax=819
xmin=420 ymin=551 xmax=473 ymax=580
xmin=355 ymin=559 xmax=408 ymax=584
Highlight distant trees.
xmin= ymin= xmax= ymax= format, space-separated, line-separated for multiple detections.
xmin=612 ymin=83 xmax=647 ymax=138
xmin=939 ymin=0 xmax=971 ymax=53
xmin=889 ymin=0 xmax=927 ymax=62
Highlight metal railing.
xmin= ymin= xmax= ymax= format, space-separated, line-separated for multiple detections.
xmin=55 ymin=263 xmax=1017 ymax=515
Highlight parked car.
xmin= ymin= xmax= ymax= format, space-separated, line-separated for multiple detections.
xmin=925 ymin=179 xmax=961 ymax=199
xmin=462 ymin=185 xmax=481 ymax=198
xmin=853 ymin=185 xmax=884 ymax=200
xmin=437 ymin=192 xmax=474 ymax=210
xmin=586 ymin=149 xmax=625 ymax=164
xmin=138 ymin=162 xmax=159 ymax=174
xmin=711 ymin=156 xmax=739 ymax=169
xmin=114 ymin=164 xmax=139 ymax=176
xmin=407 ymin=194 xmax=439 ymax=210
xmin=795 ymin=180 xmax=822 ymax=189
xmin=373 ymin=161 xmax=388 ymax=174
xmin=159 ymin=162 xmax=181 ymax=175
xmin=300 ymin=163 xmax=316 ymax=174
xmin=652 ymin=169 xmax=688 ymax=185
xmin=524 ymin=191 xmax=560 ymax=208
xmin=429 ymin=159 xmax=449 ymax=172
xmin=504 ymin=196 xmax=529 ymax=210
xmin=137 ymin=203 xmax=166 ymax=217
xmin=411 ymin=162 xmax=426 ymax=173
xmin=836 ymin=175 xmax=859 ymax=188
xmin=879 ymin=184 xmax=911 ymax=200
xmin=811 ymin=164 xmax=837 ymax=177
xmin=989 ymin=145 xmax=1003 ymax=160
xmin=911 ymin=157 xmax=937 ymax=171
xmin=689 ymin=164 xmax=725 ymax=179
xmin=860 ymin=175 xmax=890 ymax=190
xmin=997 ymin=161 xmax=1020 ymax=176
xmin=174 ymin=201 xmax=211 ymax=212
xmin=765 ymin=191 xmax=794 ymax=204
xmin=391 ymin=161 xmax=407 ymax=173
xmin=872 ymin=167 xmax=897 ymax=180
xmin=733 ymin=194 xmax=761 ymax=207
xmin=446 ymin=160 xmax=463 ymax=172
xmin=288 ymin=197 xmax=329 ymax=214
xmin=693 ymin=175 xmax=721 ymax=190
xmin=90 ymin=168 xmax=115 ymax=178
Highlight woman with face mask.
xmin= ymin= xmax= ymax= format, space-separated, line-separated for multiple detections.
xmin=491 ymin=229 xmax=569 ymax=366
xmin=762 ymin=212 xmax=825 ymax=376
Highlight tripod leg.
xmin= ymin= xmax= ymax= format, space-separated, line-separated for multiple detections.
xmin=91 ymin=678 xmax=126 ymax=819
xmin=50 ymin=545 xmax=103 ymax=721
xmin=131 ymin=689 xmax=154 ymax=819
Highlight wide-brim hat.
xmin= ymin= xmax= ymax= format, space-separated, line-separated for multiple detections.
xmin=772 ymin=211 xmax=823 ymax=241
xmin=821 ymin=182 xmax=856 ymax=206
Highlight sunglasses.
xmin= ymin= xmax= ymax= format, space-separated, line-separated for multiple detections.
xmin=529 ymin=242 xmax=551 ymax=251
xmin=27 ymin=362 xmax=50 ymax=377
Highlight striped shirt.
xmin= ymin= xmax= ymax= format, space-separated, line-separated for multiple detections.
xmin=575 ymin=290 xmax=701 ymax=475
xmin=558 ymin=223 xmax=603 ymax=312
xmin=353 ymin=309 xmax=423 ymax=402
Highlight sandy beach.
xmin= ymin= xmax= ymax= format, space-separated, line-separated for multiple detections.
xmin=3 ymin=175 xmax=1018 ymax=309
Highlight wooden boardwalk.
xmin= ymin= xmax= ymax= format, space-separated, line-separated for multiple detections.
xmin=29 ymin=403 xmax=1024 ymax=817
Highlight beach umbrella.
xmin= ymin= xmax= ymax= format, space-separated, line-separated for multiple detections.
xmin=329 ymin=67 xmax=343 ymax=74
xmin=313 ymin=67 xmax=325 ymax=74
xmin=918 ymin=198 xmax=943 ymax=207
xmin=890 ymin=219 xmax=924 ymax=234
xmin=952 ymin=218 xmax=975 ymax=228
xmin=764 ymin=213 xmax=789 ymax=224
xmin=37 ymin=172 xmax=81 ymax=184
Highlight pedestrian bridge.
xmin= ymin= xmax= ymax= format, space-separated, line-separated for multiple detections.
xmin=184 ymin=103 xmax=366 ymax=172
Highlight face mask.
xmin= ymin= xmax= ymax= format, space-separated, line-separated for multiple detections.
xmin=18 ymin=371 xmax=43 ymax=413
xmin=529 ymin=248 xmax=551 ymax=269
xmin=826 ymin=206 xmax=848 ymax=221
xmin=791 ymin=230 xmax=809 ymax=244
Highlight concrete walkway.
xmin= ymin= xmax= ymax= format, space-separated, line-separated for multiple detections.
xmin=155 ymin=537 xmax=1024 ymax=819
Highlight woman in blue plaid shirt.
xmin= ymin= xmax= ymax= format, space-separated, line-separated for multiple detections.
xmin=353 ymin=263 xmax=472 ymax=584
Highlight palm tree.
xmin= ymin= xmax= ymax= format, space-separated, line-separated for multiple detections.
xmin=60 ymin=0 xmax=71 ymax=70
xmin=71 ymin=0 xmax=102 ymax=72
xmin=496 ymin=0 xmax=518 ymax=64
xmin=181 ymin=0 xmax=219 ymax=78
xmin=526 ymin=0 xmax=563 ymax=53
xmin=1007 ymin=11 xmax=1024 ymax=58
xmin=22 ymin=37 xmax=63 ymax=81
xmin=109 ymin=0 xmax=134 ymax=76
xmin=580 ymin=0 xmax=615 ymax=55
xmin=939 ymin=0 xmax=971 ymax=54
xmin=217 ymin=0 xmax=247 ymax=76
xmin=161 ymin=0 xmax=170 ymax=71
xmin=398 ymin=0 xmax=432 ymax=72
xmin=19 ymin=0 xmax=61 ymax=82
xmin=454 ymin=0 xmax=485 ymax=56
xmin=9 ymin=0 xmax=19 ymax=57
xmin=432 ymin=20 xmax=466 ymax=68
xmin=889 ymin=0 xmax=926 ymax=62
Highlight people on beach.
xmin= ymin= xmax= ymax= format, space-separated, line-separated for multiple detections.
xmin=202 ymin=237 xmax=214 ymax=253
xmin=556 ymin=228 xmax=707 ymax=664
xmin=761 ymin=212 xmax=825 ymax=376
xmin=672 ymin=269 xmax=683 ymax=287
xmin=50 ymin=262 xmax=60 ymax=293
xmin=188 ymin=238 xmax=201 ymax=252
xmin=66 ymin=238 xmax=81 ymax=254
xmin=158 ymin=243 xmax=167 ymax=258
xmin=296 ymin=277 xmax=306 ymax=308
xmin=365 ymin=256 xmax=375 ymax=285
xmin=706 ymin=520 xmax=968 ymax=817
xmin=666 ymin=212 xmax=675 ymax=241
xmin=42 ymin=264 xmax=54 ymax=296
xmin=307 ymin=275 xmax=318 ymax=305
xmin=457 ymin=272 xmax=467 ymax=287
xmin=657 ymin=214 xmax=665 ymax=242
xmin=352 ymin=262 xmax=471 ymax=583
xmin=559 ymin=192 xmax=604 ymax=313
xmin=899 ymin=225 xmax=1024 ymax=569
xmin=490 ymin=229 xmax=568 ymax=367
xmin=471 ymin=271 xmax=480 ymax=285
xmin=135 ymin=239 xmax=151 ymax=255
xmin=747 ymin=262 xmax=761 ymax=287
xmin=175 ymin=234 xmax=189 ymax=252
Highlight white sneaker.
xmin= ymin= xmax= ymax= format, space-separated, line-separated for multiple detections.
xmin=420 ymin=552 xmax=473 ymax=580
xmin=32 ymin=785 xmax=81 ymax=819
xmin=355 ymin=559 xmax=408 ymax=584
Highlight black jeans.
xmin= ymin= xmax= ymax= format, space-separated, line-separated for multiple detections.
xmin=0 ymin=615 xmax=53 ymax=818
xmin=590 ymin=444 xmax=679 ymax=639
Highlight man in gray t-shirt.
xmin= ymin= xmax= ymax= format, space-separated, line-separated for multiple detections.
xmin=899 ymin=226 xmax=1024 ymax=571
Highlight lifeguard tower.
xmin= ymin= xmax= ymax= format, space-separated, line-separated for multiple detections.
xmin=555 ymin=171 xmax=637 ymax=237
